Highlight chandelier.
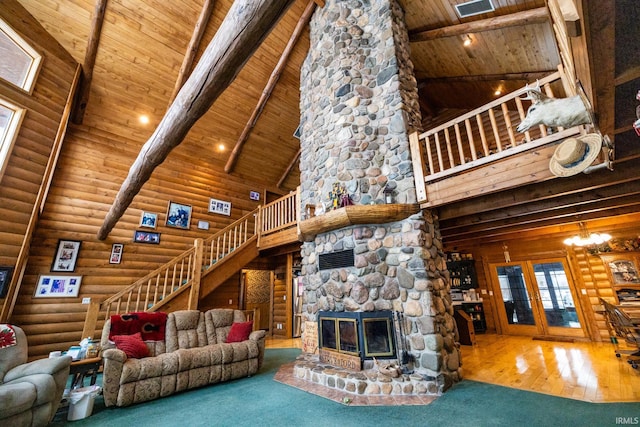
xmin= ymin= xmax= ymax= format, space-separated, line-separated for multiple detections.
xmin=563 ymin=222 xmax=612 ymax=247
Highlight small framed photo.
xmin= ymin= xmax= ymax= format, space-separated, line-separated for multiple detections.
xmin=139 ymin=211 xmax=158 ymax=229
xmin=134 ymin=230 xmax=161 ymax=244
xmin=209 ymin=198 xmax=231 ymax=216
xmin=34 ymin=275 xmax=82 ymax=298
xmin=0 ymin=266 xmax=14 ymax=298
xmin=110 ymin=243 xmax=124 ymax=264
xmin=51 ymin=239 xmax=82 ymax=272
xmin=197 ymin=220 xmax=209 ymax=230
xmin=250 ymin=191 xmax=260 ymax=201
xmin=166 ymin=201 xmax=192 ymax=229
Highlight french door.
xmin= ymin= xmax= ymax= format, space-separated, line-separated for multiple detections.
xmin=489 ymin=258 xmax=586 ymax=338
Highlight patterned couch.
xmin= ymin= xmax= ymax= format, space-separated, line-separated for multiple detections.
xmin=99 ymin=309 xmax=266 ymax=407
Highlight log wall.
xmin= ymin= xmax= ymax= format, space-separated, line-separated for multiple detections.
xmin=0 ymin=2 xmax=77 ymax=330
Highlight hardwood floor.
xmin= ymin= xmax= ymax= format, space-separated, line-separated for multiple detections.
xmin=265 ymin=334 xmax=640 ymax=403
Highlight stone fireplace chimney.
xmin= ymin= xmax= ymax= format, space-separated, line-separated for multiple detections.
xmin=298 ymin=0 xmax=460 ymax=396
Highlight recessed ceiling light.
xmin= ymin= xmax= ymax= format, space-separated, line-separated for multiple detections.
xmin=218 ymin=144 xmax=225 ymax=151
xmin=494 ymin=89 xmax=501 ymax=96
xmin=463 ymin=35 xmax=472 ymax=47
xmin=139 ymin=115 xmax=150 ymax=124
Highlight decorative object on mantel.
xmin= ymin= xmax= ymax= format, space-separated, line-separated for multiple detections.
xmin=328 ymin=183 xmax=352 ymax=210
xmin=563 ymin=221 xmax=611 ymax=253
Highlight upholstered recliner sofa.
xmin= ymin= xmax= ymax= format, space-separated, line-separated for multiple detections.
xmin=100 ymin=309 xmax=266 ymax=407
xmin=0 ymin=324 xmax=72 ymax=427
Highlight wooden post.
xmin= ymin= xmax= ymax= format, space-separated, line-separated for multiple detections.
xmin=81 ymin=300 xmax=102 ymax=340
xmin=97 ymin=0 xmax=296 ymax=240
xmin=408 ymin=132 xmax=428 ymax=203
xmin=188 ymin=238 xmax=204 ymax=310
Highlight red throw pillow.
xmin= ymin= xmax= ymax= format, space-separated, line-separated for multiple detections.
xmin=225 ymin=321 xmax=253 ymax=343
xmin=112 ymin=332 xmax=150 ymax=358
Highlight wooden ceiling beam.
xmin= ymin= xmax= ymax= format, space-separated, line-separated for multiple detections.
xmin=416 ymin=71 xmax=554 ymax=84
xmin=409 ymin=7 xmax=548 ymax=43
xmin=98 ymin=0 xmax=296 ymax=240
xmin=71 ymin=0 xmax=108 ymax=124
xmin=225 ymin=0 xmax=316 ymax=174
xmin=277 ymin=148 xmax=301 ymax=189
xmin=167 ymin=0 xmax=216 ymax=105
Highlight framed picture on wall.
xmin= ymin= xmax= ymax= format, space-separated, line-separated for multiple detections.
xmin=134 ymin=230 xmax=161 ymax=244
xmin=139 ymin=211 xmax=158 ymax=229
xmin=600 ymin=254 xmax=640 ymax=286
xmin=209 ymin=198 xmax=231 ymax=216
xmin=34 ymin=275 xmax=82 ymax=298
xmin=0 ymin=266 xmax=14 ymax=298
xmin=50 ymin=239 xmax=82 ymax=272
xmin=166 ymin=201 xmax=192 ymax=229
xmin=109 ymin=243 xmax=124 ymax=264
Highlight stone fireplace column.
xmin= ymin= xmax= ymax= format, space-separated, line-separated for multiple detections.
xmin=298 ymin=0 xmax=460 ymax=393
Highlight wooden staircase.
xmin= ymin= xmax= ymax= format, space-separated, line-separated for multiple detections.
xmin=82 ymin=191 xmax=299 ymax=339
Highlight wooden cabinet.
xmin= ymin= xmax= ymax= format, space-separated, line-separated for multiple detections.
xmin=599 ymin=253 xmax=640 ymax=304
xmin=459 ymin=302 xmax=486 ymax=333
xmin=446 ymin=259 xmax=478 ymax=290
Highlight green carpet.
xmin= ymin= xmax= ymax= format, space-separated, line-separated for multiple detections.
xmin=53 ymin=348 xmax=639 ymax=426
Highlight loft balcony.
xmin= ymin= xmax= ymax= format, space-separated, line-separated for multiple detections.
xmin=408 ymin=70 xmax=612 ymax=208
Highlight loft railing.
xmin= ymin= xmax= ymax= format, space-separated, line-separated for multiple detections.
xmin=409 ymin=70 xmax=585 ymax=205
xmin=257 ymin=190 xmax=297 ymax=243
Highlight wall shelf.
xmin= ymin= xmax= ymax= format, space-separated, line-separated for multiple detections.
xmin=298 ymin=203 xmax=421 ymax=242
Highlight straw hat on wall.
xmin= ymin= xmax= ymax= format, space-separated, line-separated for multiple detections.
xmin=549 ymin=133 xmax=602 ymax=177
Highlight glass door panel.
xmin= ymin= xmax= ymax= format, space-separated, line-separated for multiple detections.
xmin=531 ymin=261 xmax=583 ymax=337
xmin=493 ymin=264 xmax=540 ymax=335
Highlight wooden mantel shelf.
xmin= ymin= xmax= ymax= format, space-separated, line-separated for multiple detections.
xmin=298 ymin=203 xmax=421 ymax=242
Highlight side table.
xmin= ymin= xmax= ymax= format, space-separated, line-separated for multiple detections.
xmin=69 ymin=357 xmax=102 ymax=390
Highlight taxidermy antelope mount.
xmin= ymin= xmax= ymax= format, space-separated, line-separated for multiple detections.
xmin=516 ymin=86 xmax=592 ymax=132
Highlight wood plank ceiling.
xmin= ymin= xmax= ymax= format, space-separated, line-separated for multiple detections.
xmin=16 ymin=0 xmax=637 ymax=247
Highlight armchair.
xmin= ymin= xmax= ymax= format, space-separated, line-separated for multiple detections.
xmin=0 ymin=325 xmax=71 ymax=427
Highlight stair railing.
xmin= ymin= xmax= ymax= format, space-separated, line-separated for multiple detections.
xmin=82 ymin=208 xmax=261 ymax=338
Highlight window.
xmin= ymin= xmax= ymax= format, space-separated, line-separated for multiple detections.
xmin=0 ymin=19 xmax=42 ymax=92
xmin=0 ymin=18 xmax=40 ymax=180
xmin=0 ymin=98 xmax=25 ymax=178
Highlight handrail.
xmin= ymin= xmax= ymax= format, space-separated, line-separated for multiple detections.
xmin=202 ymin=208 xmax=259 ymax=270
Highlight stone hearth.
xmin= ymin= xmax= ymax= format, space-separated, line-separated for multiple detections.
xmin=275 ymin=354 xmax=438 ymax=406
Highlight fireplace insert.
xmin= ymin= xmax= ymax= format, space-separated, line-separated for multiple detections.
xmin=318 ymin=311 xmax=396 ymax=361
